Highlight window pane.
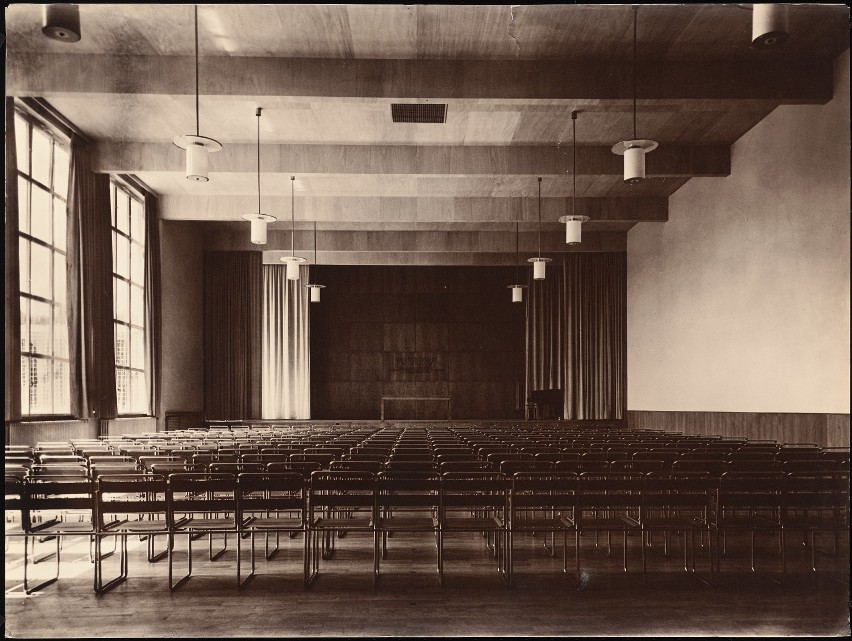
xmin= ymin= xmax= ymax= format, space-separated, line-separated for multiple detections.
xmin=17 ymin=177 xmax=29 ymax=234
xmin=131 ymin=284 xmax=144 ymax=326
xmin=53 ymin=359 xmax=70 ymax=414
xmin=115 ymin=234 xmax=130 ymax=278
xmin=53 ymin=252 xmax=67 ymax=308
xmin=130 ymin=326 xmax=145 ymax=369
xmin=19 ymin=237 xmax=30 ymax=294
xmin=31 ymin=127 xmax=52 ymax=187
xmin=130 ymin=370 xmax=148 ymax=414
xmin=15 ymin=115 xmax=29 ymax=173
xmin=30 ymin=299 xmax=52 ymax=355
xmin=30 ymin=242 xmax=52 ymax=299
xmin=116 ymin=189 xmax=130 ymax=235
xmin=30 ymin=185 xmax=51 ymax=244
xmin=20 ymin=356 xmax=30 ymax=415
xmin=53 ymin=198 xmax=67 ymax=251
xmin=131 ymin=199 xmax=145 ymax=243
xmin=114 ymin=278 xmax=129 ymax=322
xmin=54 ymin=305 xmax=68 ymax=358
xmin=131 ymin=242 xmax=145 ymax=285
xmin=53 ymin=145 xmax=70 ymax=197
xmin=114 ymin=323 xmax=129 ymax=367
xmin=116 ymin=368 xmax=130 ymax=414
xmin=29 ymin=357 xmax=52 ymax=414
xmin=20 ymin=298 xmax=30 ymax=353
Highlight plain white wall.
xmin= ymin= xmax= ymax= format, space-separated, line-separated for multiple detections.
xmin=627 ymin=49 xmax=850 ymax=414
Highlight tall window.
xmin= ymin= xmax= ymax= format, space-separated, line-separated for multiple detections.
xmin=15 ymin=111 xmax=71 ymax=415
xmin=111 ymin=180 xmax=148 ymax=415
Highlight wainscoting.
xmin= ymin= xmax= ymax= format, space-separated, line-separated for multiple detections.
xmin=6 ymin=417 xmax=159 ymax=446
xmin=627 ymin=410 xmax=850 ymax=448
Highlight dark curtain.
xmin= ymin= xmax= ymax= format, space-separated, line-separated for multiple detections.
xmin=203 ymin=251 xmax=263 ymax=420
xmin=67 ymin=137 xmax=118 ymax=419
xmin=526 ymin=264 xmax=564 ymax=398
xmin=144 ymin=193 xmax=162 ymax=418
xmin=564 ymin=252 xmax=627 ymax=420
xmin=5 ymin=98 xmax=22 ymax=421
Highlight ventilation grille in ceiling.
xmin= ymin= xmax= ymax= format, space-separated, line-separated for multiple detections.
xmin=391 ymin=103 xmax=448 ymax=123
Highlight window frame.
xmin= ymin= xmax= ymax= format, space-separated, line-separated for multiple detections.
xmin=15 ymin=108 xmax=72 ymax=419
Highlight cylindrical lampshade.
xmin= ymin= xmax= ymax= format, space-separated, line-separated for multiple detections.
xmin=533 ymin=260 xmax=546 ymax=280
xmin=310 ymin=286 xmax=321 ymax=303
xmin=624 ymin=146 xmax=645 ymax=184
xmin=511 ymin=286 xmax=523 ymax=303
xmin=186 ymin=143 xmax=209 ymax=182
xmin=286 ymin=259 xmax=300 ymax=281
xmin=565 ymin=219 xmax=582 ymax=244
xmin=42 ymin=4 xmax=81 ymax=42
xmin=249 ymin=218 xmax=267 ymax=245
xmin=752 ymin=4 xmax=789 ymax=48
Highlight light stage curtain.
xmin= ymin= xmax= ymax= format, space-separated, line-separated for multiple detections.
xmin=5 ymin=98 xmax=22 ymax=421
xmin=203 ymin=251 xmax=262 ymax=420
xmin=563 ymin=252 xmax=627 ymax=420
xmin=525 ymin=264 xmax=564 ymax=399
xmin=67 ymin=136 xmax=117 ymax=419
xmin=143 ymin=193 xmax=162 ymax=419
xmin=262 ymin=264 xmax=310 ymax=419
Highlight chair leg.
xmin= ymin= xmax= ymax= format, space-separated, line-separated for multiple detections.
xmin=95 ymin=533 xmax=129 ymax=594
xmin=24 ymin=535 xmax=60 ymax=595
xmin=169 ymin=532 xmax=193 ymax=591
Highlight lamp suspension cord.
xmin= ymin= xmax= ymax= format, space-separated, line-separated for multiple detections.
xmin=632 ymin=5 xmax=637 ymax=140
xmin=194 ymin=5 xmax=200 ymax=137
xmin=290 ymin=176 xmax=295 ymax=256
xmin=515 ymin=221 xmax=520 ymax=283
xmin=537 ymin=177 xmax=542 ymax=257
xmin=572 ymin=111 xmax=577 ymax=217
xmin=256 ymin=108 xmax=261 ymax=215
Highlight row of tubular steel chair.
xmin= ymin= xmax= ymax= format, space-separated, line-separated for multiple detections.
xmin=5 ymin=469 xmax=848 ymax=594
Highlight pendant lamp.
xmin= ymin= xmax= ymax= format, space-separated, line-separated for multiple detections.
xmin=558 ymin=111 xmax=590 ymax=244
xmin=527 ymin=177 xmax=551 ymax=280
xmin=306 ymin=222 xmax=326 ymax=303
xmin=241 ymin=108 xmax=276 ymax=244
xmin=280 ymin=177 xmax=307 ymax=280
xmin=611 ymin=6 xmax=657 ymax=184
xmin=507 ymin=222 xmax=527 ymax=303
xmin=42 ymin=4 xmax=81 ymax=42
xmin=173 ymin=5 xmax=222 ymax=182
xmin=751 ymin=4 xmax=789 ymax=49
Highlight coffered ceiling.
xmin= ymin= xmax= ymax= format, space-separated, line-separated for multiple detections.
xmin=6 ymin=3 xmax=849 ymax=265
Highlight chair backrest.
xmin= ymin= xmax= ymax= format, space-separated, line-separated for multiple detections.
xmin=376 ymin=472 xmax=442 ymax=511
xmin=510 ymin=472 xmax=577 ymax=513
xmin=783 ymin=471 xmax=849 ymax=515
xmin=642 ymin=472 xmax=714 ymax=513
xmin=576 ymin=473 xmax=643 ymax=512
xmin=290 ymin=453 xmax=335 ymax=467
xmin=166 ymin=473 xmax=238 ymax=519
xmin=22 ymin=477 xmax=95 ymax=532
xmin=29 ymin=464 xmax=88 ymax=478
xmin=439 ymin=460 xmax=491 ymax=474
xmin=242 ymin=453 xmax=292 ymax=464
xmin=308 ymin=471 xmax=376 ymax=519
xmin=90 ymin=462 xmax=140 ymax=478
xmin=717 ymin=472 xmax=784 ymax=516
xmin=499 ymin=459 xmax=553 ymax=475
xmin=266 ymin=461 xmax=323 ymax=480
xmin=672 ymin=459 xmax=727 ymax=475
xmin=725 ymin=460 xmax=782 ymax=472
xmin=441 ymin=472 xmax=510 ymax=515
xmin=96 ymin=474 xmax=168 ymax=528
xmin=330 ymin=460 xmax=385 ymax=473
xmin=237 ymin=472 xmax=306 ymax=520
xmin=209 ymin=462 xmax=266 ymax=474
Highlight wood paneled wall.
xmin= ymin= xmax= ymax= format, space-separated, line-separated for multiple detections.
xmin=311 ymin=266 xmax=525 ymax=420
xmin=627 ymin=410 xmax=850 ymax=448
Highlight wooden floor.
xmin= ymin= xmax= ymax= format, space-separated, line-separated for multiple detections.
xmin=5 ymin=527 xmax=849 ymax=638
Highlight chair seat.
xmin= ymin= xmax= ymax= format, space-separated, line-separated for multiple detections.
xmin=442 ymin=516 xmax=504 ymax=531
xmin=312 ymin=517 xmax=373 ymax=529
xmin=576 ymin=515 xmax=639 ymax=530
xmin=28 ymin=521 xmax=95 ymax=535
xmin=244 ymin=517 xmax=303 ymax=530
xmin=643 ymin=516 xmax=707 ymax=530
xmin=174 ymin=518 xmax=236 ymax=531
xmin=511 ymin=516 xmax=574 ymax=531
xmin=782 ymin=517 xmax=848 ymax=530
xmin=377 ymin=515 xmax=437 ymax=531
xmin=102 ymin=519 xmax=169 ymax=533
xmin=715 ymin=516 xmax=780 ymax=530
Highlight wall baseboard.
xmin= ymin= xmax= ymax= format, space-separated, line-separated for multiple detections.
xmin=626 ymin=410 xmax=849 ymax=448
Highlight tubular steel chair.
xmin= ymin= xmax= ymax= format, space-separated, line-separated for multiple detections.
xmin=438 ymin=472 xmax=510 ymax=586
xmin=236 ymin=472 xmax=307 ymax=588
xmin=780 ymin=471 xmax=850 ymax=575
xmin=713 ymin=471 xmax=784 ymax=580
xmin=375 ymin=472 xmax=442 ymax=583
xmin=166 ymin=473 xmax=240 ymax=590
xmin=574 ymin=473 xmax=643 ymax=583
xmin=94 ymin=474 xmax=171 ymax=593
xmin=641 ymin=472 xmax=714 ymax=584
xmin=306 ymin=471 xmax=378 ymax=587
xmin=330 ymin=460 xmax=385 ymax=474
xmin=20 ymin=477 xmax=96 ymax=594
xmin=508 ymin=472 xmax=577 ymax=585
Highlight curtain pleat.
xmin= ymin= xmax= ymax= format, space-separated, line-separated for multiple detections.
xmin=525 ymin=265 xmax=565 ymax=397
xmin=262 ymin=265 xmax=311 ymax=419
xmin=5 ymin=98 xmax=22 ymax=421
xmin=144 ymin=193 xmax=162 ymax=418
xmin=563 ymin=252 xmax=627 ymax=420
xmin=203 ymin=251 xmax=262 ymax=420
xmin=67 ymin=137 xmax=117 ymax=419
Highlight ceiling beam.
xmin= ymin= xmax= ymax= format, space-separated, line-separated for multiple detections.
xmin=8 ymin=53 xmax=833 ymax=103
xmin=158 ymin=195 xmax=667 ymax=223
xmin=96 ymin=142 xmax=730 ymax=177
